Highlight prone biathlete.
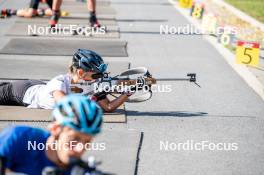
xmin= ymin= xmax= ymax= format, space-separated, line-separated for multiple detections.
xmin=0 ymin=49 xmax=132 ymax=112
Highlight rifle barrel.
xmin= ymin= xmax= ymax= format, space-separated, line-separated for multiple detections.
xmin=156 ymin=78 xmax=192 ymax=81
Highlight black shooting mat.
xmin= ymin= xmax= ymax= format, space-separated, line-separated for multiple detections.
xmin=0 ymin=55 xmax=130 ymax=79
xmin=6 ymin=23 xmax=119 ymax=38
xmin=0 ymin=38 xmax=128 ymax=57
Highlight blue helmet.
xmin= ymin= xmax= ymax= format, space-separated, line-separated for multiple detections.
xmin=52 ymin=94 xmax=103 ymax=135
xmin=72 ymin=49 xmax=107 ymax=73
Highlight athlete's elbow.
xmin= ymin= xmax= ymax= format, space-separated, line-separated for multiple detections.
xmin=103 ymin=106 xmax=116 ymax=113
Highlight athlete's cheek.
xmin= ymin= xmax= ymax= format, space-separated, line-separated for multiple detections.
xmin=82 ymin=74 xmax=92 ymax=81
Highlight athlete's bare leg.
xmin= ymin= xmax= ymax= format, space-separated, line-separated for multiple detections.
xmin=52 ymin=0 xmax=62 ymax=11
xmin=49 ymin=0 xmax=62 ymax=26
xmin=87 ymin=0 xmax=101 ymax=27
xmin=87 ymin=0 xmax=96 ymax=12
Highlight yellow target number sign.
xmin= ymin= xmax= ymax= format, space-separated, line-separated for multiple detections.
xmin=179 ymin=0 xmax=193 ymax=8
xmin=236 ymin=41 xmax=260 ymax=66
xmin=191 ymin=2 xmax=204 ymax=19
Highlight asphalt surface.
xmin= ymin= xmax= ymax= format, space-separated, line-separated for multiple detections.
xmin=0 ymin=0 xmax=264 ymax=174
xmin=111 ymin=0 xmax=264 ymax=174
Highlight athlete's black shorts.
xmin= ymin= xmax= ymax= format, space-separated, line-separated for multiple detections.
xmin=0 ymin=80 xmax=45 ymax=106
xmin=30 ymin=0 xmax=53 ymax=10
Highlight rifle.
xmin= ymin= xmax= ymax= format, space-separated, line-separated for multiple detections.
xmin=72 ymin=67 xmax=198 ymax=102
xmin=42 ymin=156 xmax=114 ymax=175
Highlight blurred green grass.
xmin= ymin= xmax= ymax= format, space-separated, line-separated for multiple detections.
xmin=224 ymin=0 xmax=264 ymax=23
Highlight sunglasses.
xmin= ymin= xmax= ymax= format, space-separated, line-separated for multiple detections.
xmin=91 ymin=73 xmax=104 ymax=79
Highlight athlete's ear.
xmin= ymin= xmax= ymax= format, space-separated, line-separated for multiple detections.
xmin=77 ymin=69 xmax=84 ymax=77
xmin=49 ymin=122 xmax=63 ymax=137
